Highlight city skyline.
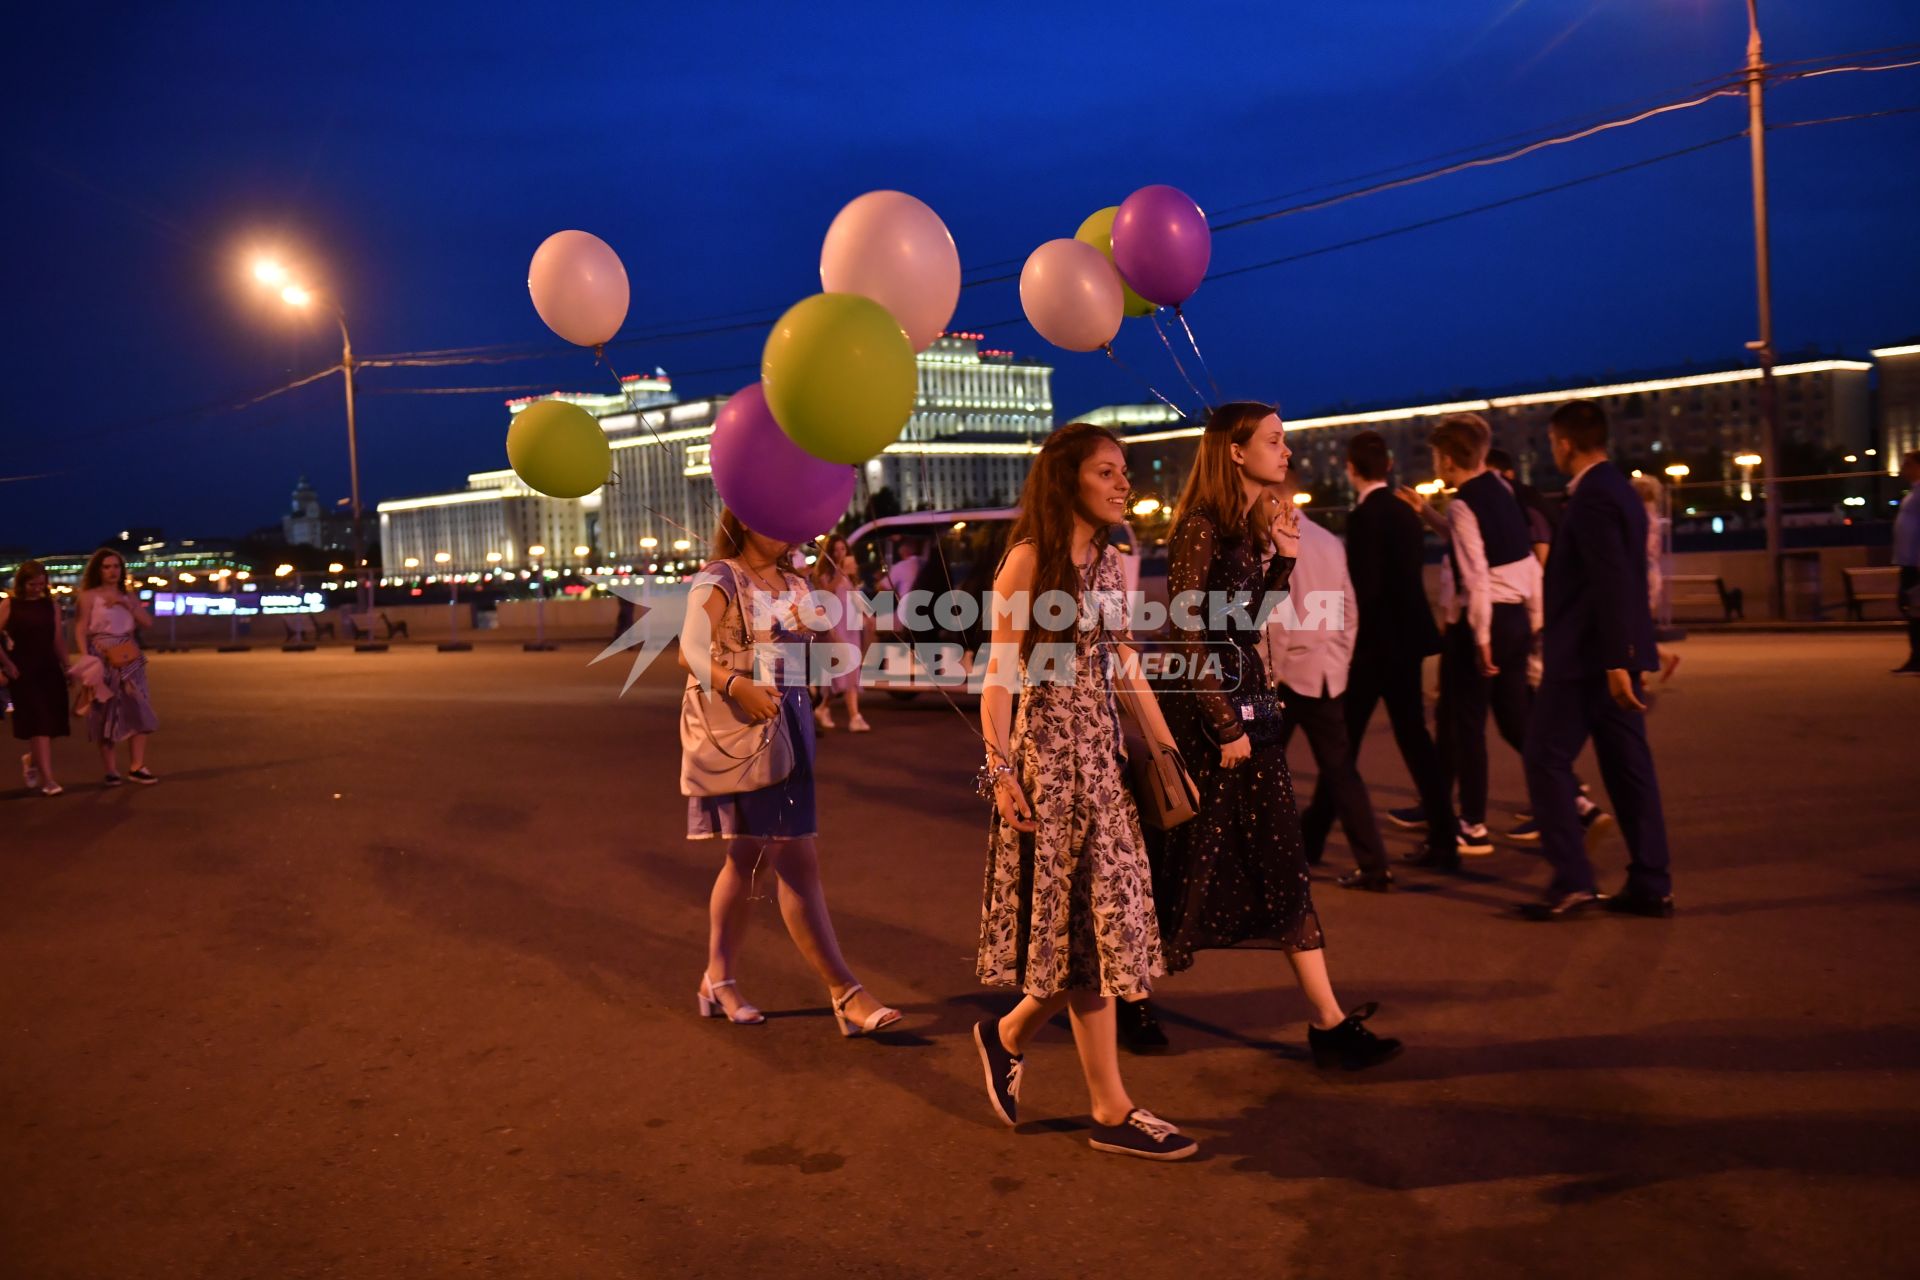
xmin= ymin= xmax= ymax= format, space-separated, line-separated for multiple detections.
xmin=7 ymin=1 xmax=1919 ymax=550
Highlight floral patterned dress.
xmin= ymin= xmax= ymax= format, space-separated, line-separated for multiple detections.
xmin=977 ymin=544 xmax=1165 ymax=1000
xmin=1153 ymin=511 xmax=1323 ymax=971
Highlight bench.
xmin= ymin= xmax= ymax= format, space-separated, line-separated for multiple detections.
xmin=281 ymin=617 xmax=338 ymax=645
xmin=1667 ymin=574 xmax=1743 ymax=622
xmin=1841 ymin=566 xmax=1902 ymax=621
xmin=344 ymin=613 xmax=410 ymax=642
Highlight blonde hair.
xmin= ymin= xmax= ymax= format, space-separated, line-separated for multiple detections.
xmin=1173 ymin=401 xmax=1274 ymax=541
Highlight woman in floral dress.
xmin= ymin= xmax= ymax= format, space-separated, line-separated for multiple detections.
xmin=971 ymin=423 xmax=1198 ymax=1162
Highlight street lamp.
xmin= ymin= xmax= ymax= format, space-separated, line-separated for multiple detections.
xmin=573 ymin=544 xmax=591 ymax=559
xmin=1130 ymin=497 xmax=1161 ymax=518
xmin=639 ymin=536 xmax=659 ymax=551
xmin=434 ymin=552 xmax=470 ymax=652
xmin=1291 ymin=492 xmax=1313 ymax=506
xmin=247 ymin=256 xmax=370 ymax=617
xmin=1664 ymin=463 xmax=1691 ymax=479
xmin=1735 ymin=452 xmax=1762 ymax=502
xmin=1739 ymin=0 xmax=1785 ymax=616
xmin=672 ymin=539 xmax=691 ymax=552
xmin=403 ymin=556 xmax=420 ymax=570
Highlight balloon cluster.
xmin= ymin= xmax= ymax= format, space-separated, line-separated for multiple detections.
xmin=512 ymin=195 xmax=960 ymax=548
xmin=1020 ymin=184 xmax=1210 ymax=353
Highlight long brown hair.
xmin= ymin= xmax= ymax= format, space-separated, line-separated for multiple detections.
xmin=11 ymin=558 xmax=49 ymax=596
xmin=811 ymin=534 xmax=850 ymax=589
xmin=707 ymin=509 xmax=750 ymax=566
xmin=1006 ymin=422 xmax=1124 ymax=659
xmin=80 ymin=547 xmax=129 ymax=594
xmin=1173 ymin=400 xmax=1274 ymax=543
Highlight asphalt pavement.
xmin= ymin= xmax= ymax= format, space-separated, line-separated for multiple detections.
xmin=2 ymin=632 xmax=1915 ymax=1278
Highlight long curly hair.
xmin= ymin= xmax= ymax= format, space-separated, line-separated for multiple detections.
xmin=1173 ymin=400 xmax=1275 ymax=543
xmin=1006 ymin=422 xmax=1124 ymax=660
xmin=80 ymin=546 xmax=129 ymax=594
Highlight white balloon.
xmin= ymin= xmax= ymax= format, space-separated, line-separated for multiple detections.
xmin=528 ymin=230 xmax=629 ymax=347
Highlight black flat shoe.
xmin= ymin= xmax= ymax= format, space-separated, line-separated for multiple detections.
xmin=1403 ymin=844 xmax=1460 ymax=871
xmin=1116 ymin=997 xmax=1169 ymax=1054
xmin=1308 ymin=1002 xmax=1403 ymax=1070
xmin=1604 ymin=889 xmax=1675 ymax=918
xmin=972 ymin=1017 xmax=1022 ymax=1127
xmin=1336 ymin=869 xmax=1393 ymax=893
xmin=1519 ymin=890 xmax=1603 ymax=921
xmin=1087 ymin=1109 xmax=1197 ymax=1161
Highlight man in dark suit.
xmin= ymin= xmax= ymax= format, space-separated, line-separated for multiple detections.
xmin=1303 ymin=431 xmax=1459 ymax=868
xmin=1521 ymin=400 xmax=1673 ymax=920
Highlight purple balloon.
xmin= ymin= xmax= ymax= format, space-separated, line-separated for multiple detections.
xmin=1110 ymin=184 xmax=1211 ymax=307
xmin=710 ymin=382 xmax=859 ymax=546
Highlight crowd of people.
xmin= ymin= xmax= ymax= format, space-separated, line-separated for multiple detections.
xmin=0 ymin=547 xmax=162 ymax=796
xmin=674 ymin=394 xmax=1693 ymax=1163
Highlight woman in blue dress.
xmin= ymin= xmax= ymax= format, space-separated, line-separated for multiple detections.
xmin=680 ymin=507 xmax=901 ymax=1037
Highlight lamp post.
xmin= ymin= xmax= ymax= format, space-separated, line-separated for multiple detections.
xmin=250 ymin=259 xmax=371 ymax=618
xmin=1741 ymin=0 xmax=1785 ymax=619
xmin=525 ymin=544 xmax=554 ymax=651
xmin=435 ymin=551 xmax=470 ymax=652
xmin=1735 ymin=452 xmax=1762 ymax=503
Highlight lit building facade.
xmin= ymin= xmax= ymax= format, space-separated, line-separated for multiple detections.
xmin=1873 ymin=342 xmax=1920 ymax=469
xmin=1113 ymin=357 xmax=1878 ymax=509
xmin=376 ymin=337 xmax=1055 ymax=575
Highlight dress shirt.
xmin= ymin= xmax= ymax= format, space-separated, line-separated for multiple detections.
xmin=1352 ymin=478 xmax=1387 ymax=508
xmin=1263 ymin=516 xmax=1356 ymax=698
xmin=1442 ymin=476 xmax=1543 ymax=645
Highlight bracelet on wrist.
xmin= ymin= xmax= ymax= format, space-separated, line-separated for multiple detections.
xmin=974 ymin=760 xmax=1014 ymax=800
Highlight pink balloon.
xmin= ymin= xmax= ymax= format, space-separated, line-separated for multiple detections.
xmin=820 ymin=191 xmax=960 ymax=352
xmin=1018 ymin=239 xmax=1124 ymax=353
xmin=527 ymin=230 xmax=630 ymax=347
xmin=1111 ymin=185 xmax=1211 ymax=307
xmin=710 ymin=383 xmax=859 ymax=546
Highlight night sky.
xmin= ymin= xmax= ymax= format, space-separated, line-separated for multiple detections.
xmin=7 ymin=0 xmax=1918 ymax=551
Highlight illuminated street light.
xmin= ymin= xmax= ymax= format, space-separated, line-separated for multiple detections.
xmin=528 ymin=544 xmax=546 ymax=558
xmin=274 ymin=563 xmax=294 ymax=577
xmin=1415 ymin=480 xmax=1445 ymax=496
xmin=1292 ymin=492 xmax=1313 ymax=506
xmin=252 ymin=259 xmax=288 ymax=286
xmin=434 ymin=552 xmax=451 ymax=565
xmin=327 ymin=562 xmax=345 ymax=574
xmin=639 ymin=536 xmax=658 ymax=550
xmin=485 ymin=551 xmax=503 ymax=564
xmin=1664 ymin=463 xmax=1691 ymax=479
xmin=178 ymin=572 xmax=196 ymax=584
xmin=573 ymin=544 xmax=591 ymax=558
xmin=281 ymin=284 xmax=312 ymax=308
xmin=1131 ymin=497 xmax=1161 ymax=517
xmin=234 ymin=570 xmax=251 ymax=581
xmin=1734 ymin=452 xmax=1762 ymax=502
xmin=672 ymin=539 xmax=691 ymax=552
xmin=1734 ymin=453 xmax=1762 ymax=467
xmin=403 ymin=557 xmax=420 ymax=569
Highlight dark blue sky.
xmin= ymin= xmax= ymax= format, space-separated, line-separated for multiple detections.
xmin=6 ymin=0 xmax=1917 ymax=549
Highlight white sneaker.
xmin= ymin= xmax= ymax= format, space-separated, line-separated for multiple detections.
xmin=814 ymin=706 xmax=836 ymax=731
xmin=1457 ymin=820 xmax=1494 ymax=855
xmin=848 ymin=715 xmax=872 ymax=733
xmin=21 ymin=753 xmax=41 ymax=790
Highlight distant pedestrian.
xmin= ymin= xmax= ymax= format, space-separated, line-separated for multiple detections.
xmin=1630 ymin=473 xmax=1682 ymax=682
xmin=680 ymin=507 xmax=901 ymax=1037
xmin=74 ymin=547 xmax=159 ymax=785
xmin=809 ymin=534 xmax=870 ymax=732
xmin=973 ymin=422 xmax=1198 ymax=1160
xmin=1265 ymin=480 xmax=1395 ymax=892
xmin=1892 ymin=450 xmax=1920 ymax=676
xmin=1521 ymin=400 xmax=1674 ymax=920
xmin=0 ymin=560 xmax=74 ymax=796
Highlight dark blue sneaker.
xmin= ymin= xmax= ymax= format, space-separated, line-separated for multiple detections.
xmin=1385 ymin=805 xmax=1427 ymax=831
xmin=1508 ymin=818 xmax=1541 ymax=842
xmin=1087 ymin=1108 xmax=1198 ymax=1161
xmin=972 ymin=1017 xmax=1022 ymax=1127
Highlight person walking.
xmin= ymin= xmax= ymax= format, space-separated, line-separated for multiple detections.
xmin=680 ymin=508 xmax=901 ymax=1036
xmin=809 ymin=534 xmax=871 ymax=732
xmin=973 ymin=422 xmax=1199 ymax=1161
xmin=1266 ymin=480 xmax=1394 ymax=892
xmin=0 ymin=560 xmax=73 ymax=796
xmin=1892 ymin=450 xmax=1920 ymax=676
xmin=73 ymin=547 xmax=159 ymax=785
xmin=1133 ymin=402 xmax=1401 ymax=1070
xmin=1315 ymin=431 xmax=1460 ymax=869
xmin=1421 ymin=415 xmax=1543 ymax=856
xmin=1521 ymin=400 xmax=1674 ymax=920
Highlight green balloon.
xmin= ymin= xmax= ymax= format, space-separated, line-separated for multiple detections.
xmin=762 ymin=293 xmax=918 ymax=465
xmin=1076 ymin=206 xmax=1157 ymax=319
xmin=505 ymin=399 xmax=611 ymax=499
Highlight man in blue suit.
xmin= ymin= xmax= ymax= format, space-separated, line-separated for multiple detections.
xmin=1521 ymin=400 xmax=1673 ymax=921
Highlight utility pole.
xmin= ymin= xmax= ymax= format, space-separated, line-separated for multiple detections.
xmin=335 ymin=311 xmax=371 ymax=617
xmin=1744 ymin=0 xmax=1785 ymax=619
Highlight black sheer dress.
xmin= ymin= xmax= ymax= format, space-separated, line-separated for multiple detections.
xmin=1152 ymin=510 xmax=1324 ymax=970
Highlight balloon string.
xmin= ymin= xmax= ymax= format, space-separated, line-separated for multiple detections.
xmin=905 ymin=448 xmax=996 ymax=750
xmin=590 ymin=344 xmax=728 ymax=537
xmin=1150 ymin=310 xmax=1209 ymax=411
xmin=1173 ymin=306 xmax=1225 ymax=403
xmin=1100 ymin=344 xmax=1191 ymax=420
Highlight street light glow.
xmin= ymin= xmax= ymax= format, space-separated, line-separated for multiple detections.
xmin=252 ymin=259 xmax=288 ymax=286
xmin=1734 ymin=453 xmax=1763 ymax=467
xmin=1292 ymin=492 xmax=1313 ymax=506
xmin=403 ymin=557 xmax=420 ymax=569
xmin=528 ymin=544 xmax=546 ymax=557
xmin=672 ymin=539 xmax=691 ymax=552
xmin=1665 ymin=463 xmax=1691 ymax=478
xmin=486 ymin=551 xmax=503 ymax=563
xmin=274 ymin=564 xmax=294 ymax=577
xmin=1131 ymin=497 xmax=1161 ymax=517
xmin=573 ymin=545 xmax=591 ymax=557
xmin=328 ymin=562 xmax=344 ymax=573
xmin=280 ymin=284 xmax=312 ymax=307
xmin=639 ymin=536 xmax=658 ymax=550
xmin=434 ymin=552 xmax=451 ymax=564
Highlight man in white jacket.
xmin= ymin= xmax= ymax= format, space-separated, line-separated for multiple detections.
xmin=1266 ymin=486 xmax=1393 ymax=892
